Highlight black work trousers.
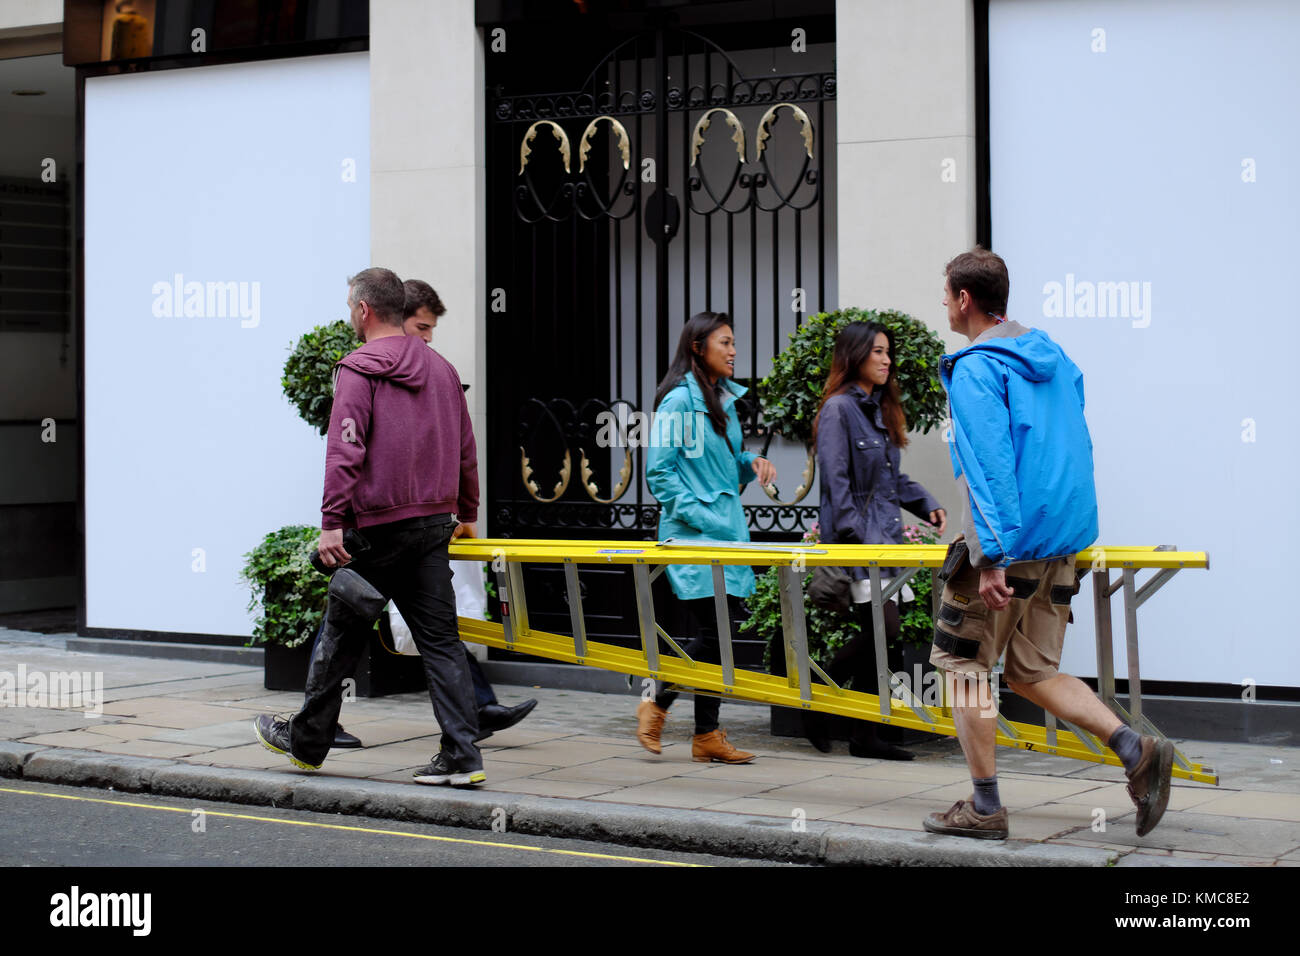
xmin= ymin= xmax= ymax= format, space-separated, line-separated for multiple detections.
xmin=289 ymin=515 xmax=479 ymax=768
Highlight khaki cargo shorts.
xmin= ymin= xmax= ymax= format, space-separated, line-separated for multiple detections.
xmin=929 ymin=547 xmax=1081 ymax=684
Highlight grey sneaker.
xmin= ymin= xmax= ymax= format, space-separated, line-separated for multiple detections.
xmin=1126 ymin=736 xmax=1175 ymax=836
xmin=413 ymin=752 xmax=486 ymax=788
xmin=923 ymin=798 xmax=1009 ymax=840
xmin=253 ymin=714 xmax=321 ymax=771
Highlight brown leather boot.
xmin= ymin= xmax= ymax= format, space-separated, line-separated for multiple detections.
xmin=692 ymin=728 xmax=755 ymax=764
xmin=636 ymin=700 xmax=669 ymax=754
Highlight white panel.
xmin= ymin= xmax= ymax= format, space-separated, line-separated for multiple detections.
xmin=85 ymin=53 xmax=369 ymax=636
xmin=989 ymin=1 xmax=1299 ymax=686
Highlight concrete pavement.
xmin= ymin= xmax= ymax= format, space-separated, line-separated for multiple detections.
xmin=2 ymin=627 xmax=1297 ymax=866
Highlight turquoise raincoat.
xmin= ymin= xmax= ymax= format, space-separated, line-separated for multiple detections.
xmin=645 ymin=372 xmax=757 ymax=600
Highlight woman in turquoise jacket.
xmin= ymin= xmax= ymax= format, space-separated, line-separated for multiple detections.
xmin=635 ymin=312 xmax=776 ymax=764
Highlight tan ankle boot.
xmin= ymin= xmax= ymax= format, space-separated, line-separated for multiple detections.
xmin=692 ymin=728 xmax=755 ymax=764
xmin=636 ymin=700 xmax=669 ymax=754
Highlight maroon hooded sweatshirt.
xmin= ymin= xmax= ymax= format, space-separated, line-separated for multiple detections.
xmin=321 ymin=334 xmax=479 ymax=530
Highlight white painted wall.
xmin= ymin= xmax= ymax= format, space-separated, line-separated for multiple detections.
xmin=84 ymin=53 xmax=370 ymax=635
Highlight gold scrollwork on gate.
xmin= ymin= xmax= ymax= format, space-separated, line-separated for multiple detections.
xmin=520 ymin=446 xmax=572 ymax=502
xmin=579 ymin=446 xmax=633 ymax=504
xmin=760 ymin=450 xmax=816 ymax=505
xmin=690 ymin=108 xmax=746 ymax=167
xmin=518 ymin=120 xmax=572 ymax=175
xmin=577 ymin=115 xmax=631 ymax=173
xmin=754 ymin=102 xmax=814 ymax=162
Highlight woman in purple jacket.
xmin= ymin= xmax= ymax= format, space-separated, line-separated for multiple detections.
xmin=811 ymin=321 xmax=946 ymax=759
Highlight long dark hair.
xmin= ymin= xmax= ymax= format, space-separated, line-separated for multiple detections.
xmin=653 ymin=311 xmax=732 ymax=437
xmin=812 ymin=321 xmax=909 ymax=447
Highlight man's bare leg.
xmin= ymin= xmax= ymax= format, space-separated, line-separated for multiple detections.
xmin=923 ymin=669 xmax=1009 ymax=837
xmin=948 ymin=670 xmax=997 ymax=778
xmin=1007 ymin=671 xmax=1174 ymax=835
xmin=1005 ymin=673 xmax=1122 ymax=742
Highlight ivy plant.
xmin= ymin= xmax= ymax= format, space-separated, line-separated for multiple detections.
xmin=758 ymin=307 xmax=947 ymax=445
xmin=282 ymin=319 xmax=362 ymax=435
xmin=240 ymin=525 xmax=329 ymax=648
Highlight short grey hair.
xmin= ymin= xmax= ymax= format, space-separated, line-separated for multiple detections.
xmin=347 ymin=268 xmax=405 ymax=326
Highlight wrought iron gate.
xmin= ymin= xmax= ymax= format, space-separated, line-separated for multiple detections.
xmin=484 ymin=18 xmax=836 ymax=655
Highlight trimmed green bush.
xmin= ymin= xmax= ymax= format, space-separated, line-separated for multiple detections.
xmin=282 ymin=319 xmax=362 ymax=435
xmin=758 ymin=307 xmax=947 ymax=444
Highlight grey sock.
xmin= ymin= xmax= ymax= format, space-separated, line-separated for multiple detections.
xmin=1109 ymin=724 xmax=1144 ymax=774
xmin=972 ymin=775 xmax=1001 ymax=815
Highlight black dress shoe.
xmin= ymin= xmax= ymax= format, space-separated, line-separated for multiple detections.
xmin=801 ymin=711 xmax=833 ymax=753
xmin=474 ymin=699 xmax=538 ymax=742
xmin=332 ymin=725 xmax=362 ymax=749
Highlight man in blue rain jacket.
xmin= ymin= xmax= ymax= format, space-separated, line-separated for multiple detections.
xmin=922 ymin=248 xmax=1175 ymax=842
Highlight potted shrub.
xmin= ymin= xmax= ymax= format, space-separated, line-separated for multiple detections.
xmin=748 ymin=306 xmax=947 ymax=744
xmin=240 ymin=525 xmax=329 ymax=691
xmin=742 ymin=523 xmax=942 ymax=743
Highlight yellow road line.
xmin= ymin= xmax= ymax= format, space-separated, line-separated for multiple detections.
xmin=0 ymin=785 xmax=704 ymax=866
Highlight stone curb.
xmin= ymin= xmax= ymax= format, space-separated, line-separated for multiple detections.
xmin=0 ymin=741 xmax=1118 ymax=866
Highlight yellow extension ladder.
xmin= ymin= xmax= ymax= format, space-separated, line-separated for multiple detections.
xmin=448 ymin=539 xmax=1216 ymax=785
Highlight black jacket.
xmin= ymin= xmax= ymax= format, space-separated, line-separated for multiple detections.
xmin=816 ymin=385 xmax=942 ymax=581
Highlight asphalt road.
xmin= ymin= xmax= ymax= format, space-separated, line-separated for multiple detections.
xmin=0 ymin=781 xmax=799 ymax=868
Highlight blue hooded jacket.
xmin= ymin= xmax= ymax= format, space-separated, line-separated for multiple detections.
xmin=939 ymin=321 xmax=1098 ymax=568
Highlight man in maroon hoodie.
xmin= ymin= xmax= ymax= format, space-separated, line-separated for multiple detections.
xmin=254 ymin=267 xmax=485 ymax=785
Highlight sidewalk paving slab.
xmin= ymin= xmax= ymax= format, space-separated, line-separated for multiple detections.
xmin=485 ymin=778 xmax=624 ymax=800
xmin=1063 ymin=810 xmax=1300 ymax=859
xmin=707 ymin=795 xmax=861 ymax=820
xmin=590 ymin=776 xmax=776 ymax=809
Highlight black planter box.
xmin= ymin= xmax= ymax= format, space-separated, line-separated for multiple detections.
xmin=768 ymin=640 xmax=946 ymax=746
xmin=354 ymin=620 xmax=428 ymax=698
xmin=263 ymin=640 xmax=313 ymax=692
xmin=261 ymin=621 xmax=427 ymax=698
